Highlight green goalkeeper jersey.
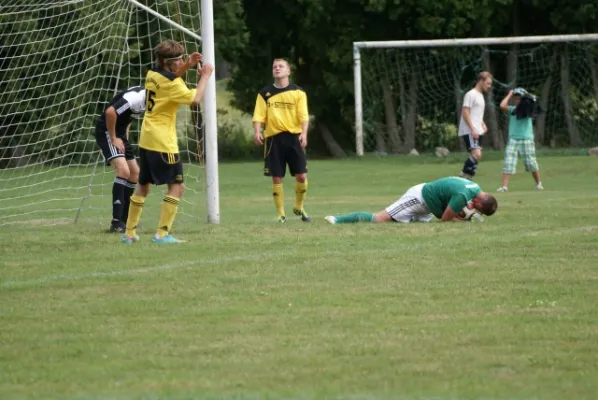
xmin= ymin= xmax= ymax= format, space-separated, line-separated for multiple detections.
xmin=422 ymin=177 xmax=481 ymax=218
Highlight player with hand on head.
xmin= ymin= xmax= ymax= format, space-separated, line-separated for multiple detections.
xmin=497 ymin=87 xmax=544 ymax=192
xmin=121 ymin=40 xmax=214 ymax=244
xmin=458 ymin=71 xmax=493 ymax=180
xmin=94 ymin=85 xmax=145 ymax=233
xmin=252 ymin=58 xmax=310 ymax=223
xmin=325 ymin=176 xmax=498 ymax=224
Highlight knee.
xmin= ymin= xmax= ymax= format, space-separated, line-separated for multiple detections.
xmin=272 ymin=177 xmax=283 ymax=184
xmin=472 ymin=151 xmax=482 ymax=161
xmin=175 ymin=183 xmax=185 ymax=198
xmin=128 ymin=167 xmax=139 ymax=182
xmin=295 ymin=174 xmax=307 ymax=183
xmin=115 ymin=165 xmax=130 ymax=180
xmin=135 ymin=184 xmax=150 ymax=197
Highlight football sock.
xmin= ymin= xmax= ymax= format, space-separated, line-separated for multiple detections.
xmin=122 ymin=180 xmax=137 ymax=224
xmin=125 ymin=195 xmax=145 ymax=237
xmin=294 ymin=180 xmax=308 ymax=211
xmin=157 ymin=195 xmax=180 ymax=238
xmin=112 ymin=177 xmax=127 ymax=221
xmin=272 ymin=183 xmax=285 ymax=217
xmin=462 ymin=155 xmax=478 ymax=177
xmin=335 ymin=212 xmax=375 ymax=223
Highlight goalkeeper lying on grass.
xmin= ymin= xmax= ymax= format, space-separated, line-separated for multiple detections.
xmin=325 ymin=176 xmax=497 ymax=224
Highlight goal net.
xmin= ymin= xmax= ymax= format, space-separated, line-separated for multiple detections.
xmin=353 ymin=35 xmax=598 ymax=156
xmin=0 ymin=0 xmax=216 ymax=228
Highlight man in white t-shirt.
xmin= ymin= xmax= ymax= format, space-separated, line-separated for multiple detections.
xmin=458 ymin=71 xmax=493 ymax=179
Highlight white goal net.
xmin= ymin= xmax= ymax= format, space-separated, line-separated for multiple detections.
xmin=353 ymin=35 xmax=598 ymax=156
xmin=0 ymin=0 xmax=217 ymax=228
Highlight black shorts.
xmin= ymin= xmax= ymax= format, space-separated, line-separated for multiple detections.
xmin=95 ymin=130 xmax=135 ymax=165
xmin=462 ymin=134 xmax=483 ymax=152
xmin=263 ymin=132 xmax=307 ymax=177
xmin=138 ymin=148 xmax=184 ymax=186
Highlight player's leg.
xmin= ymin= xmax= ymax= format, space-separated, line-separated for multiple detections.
xmin=121 ymin=140 xmax=139 ymax=224
xmin=264 ymin=135 xmax=287 ymax=222
xmin=384 ymin=183 xmax=432 ymax=223
xmin=123 ymin=149 xmax=152 ymax=243
xmin=287 ymin=134 xmax=310 ymax=222
xmin=522 ymin=139 xmax=543 ymax=190
xmin=460 ymin=134 xmax=481 ymax=179
xmin=325 ymin=212 xmax=378 ymax=224
xmin=153 ymin=152 xmax=185 ymax=243
xmin=498 ymin=138 xmax=518 ymax=192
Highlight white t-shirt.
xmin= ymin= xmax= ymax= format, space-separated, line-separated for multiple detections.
xmin=458 ymin=88 xmax=485 ymax=137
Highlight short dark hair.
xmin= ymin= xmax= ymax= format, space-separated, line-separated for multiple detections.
xmin=154 ymin=40 xmax=185 ymax=68
xmin=479 ymin=194 xmax=498 ymax=216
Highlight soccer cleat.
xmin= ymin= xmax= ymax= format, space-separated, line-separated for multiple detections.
xmin=324 ymin=216 xmax=337 ymax=225
xmin=277 ymin=215 xmax=287 ymax=224
xmin=536 ymin=183 xmax=544 ymax=191
xmin=293 ymin=208 xmax=312 ymax=222
xmin=152 ymin=234 xmax=185 ymax=244
xmin=121 ymin=234 xmax=140 ymax=244
xmin=496 ymin=186 xmax=508 ymax=192
xmin=109 ymin=220 xmax=126 ymax=233
xmin=459 ymin=172 xmax=473 ymax=180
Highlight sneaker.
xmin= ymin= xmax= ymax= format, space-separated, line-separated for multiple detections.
xmin=497 ymin=186 xmax=508 ymax=192
xmin=536 ymin=183 xmax=544 ymax=191
xmin=152 ymin=234 xmax=185 ymax=244
xmin=109 ymin=220 xmax=126 ymax=233
xmin=277 ymin=215 xmax=287 ymax=224
xmin=459 ymin=172 xmax=473 ymax=180
xmin=121 ymin=234 xmax=140 ymax=244
xmin=293 ymin=208 xmax=312 ymax=222
xmin=324 ymin=216 xmax=337 ymax=225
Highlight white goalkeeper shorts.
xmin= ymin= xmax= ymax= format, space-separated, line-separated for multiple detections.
xmin=385 ymin=183 xmax=433 ymax=223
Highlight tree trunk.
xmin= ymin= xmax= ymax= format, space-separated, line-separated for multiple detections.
xmin=536 ymin=51 xmax=557 ymax=146
xmin=560 ymin=45 xmax=582 ymax=147
xmin=384 ymin=74 xmax=402 ymax=153
xmin=482 ymin=49 xmax=502 ymax=149
xmin=402 ymin=67 xmax=418 ymax=152
xmin=318 ymin=122 xmax=347 ymax=157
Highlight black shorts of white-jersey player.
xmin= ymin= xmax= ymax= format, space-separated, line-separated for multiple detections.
xmin=94 ymin=86 xmax=146 ymax=233
xmin=458 ymin=71 xmax=493 ymax=180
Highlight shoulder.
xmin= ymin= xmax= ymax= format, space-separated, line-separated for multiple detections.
xmin=289 ymin=83 xmax=305 ymax=93
xmin=257 ymin=84 xmax=275 ymax=101
xmin=148 ymin=67 xmax=178 ymax=82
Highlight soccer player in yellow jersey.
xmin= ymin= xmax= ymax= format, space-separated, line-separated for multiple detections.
xmin=121 ymin=40 xmax=214 ymax=244
xmin=252 ymin=58 xmax=310 ymax=223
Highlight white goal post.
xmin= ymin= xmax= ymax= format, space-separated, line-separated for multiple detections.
xmin=353 ymin=34 xmax=598 ymax=156
xmin=0 ymin=0 xmax=220 ymax=227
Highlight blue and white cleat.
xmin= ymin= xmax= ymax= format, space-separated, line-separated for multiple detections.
xmin=152 ymin=234 xmax=185 ymax=244
xmin=121 ymin=234 xmax=140 ymax=244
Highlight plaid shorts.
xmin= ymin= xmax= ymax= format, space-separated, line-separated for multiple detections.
xmin=503 ymin=138 xmax=539 ymax=174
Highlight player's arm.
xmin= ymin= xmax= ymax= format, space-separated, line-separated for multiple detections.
xmin=500 ymin=89 xmax=514 ymax=112
xmin=175 ymin=52 xmax=202 ymax=78
xmin=252 ymin=94 xmax=267 ymax=145
xmin=461 ymin=107 xmax=478 ymax=139
xmin=441 ymin=194 xmax=468 ymax=222
xmin=190 ymin=62 xmax=214 ymax=107
xmin=105 ymin=106 xmax=125 ymax=153
xmin=441 ymin=206 xmax=465 ymax=222
xmin=297 ymin=92 xmax=309 ymax=148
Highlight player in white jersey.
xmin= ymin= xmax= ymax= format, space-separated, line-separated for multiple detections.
xmin=458 ymin=71 xmax=493 ymax=180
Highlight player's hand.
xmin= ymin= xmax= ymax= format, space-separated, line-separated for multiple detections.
xmin=507 ymin=89 xmax=514 ymax=96
xmin=113 ymin=137 xmax=125 ymax=154
xmin=472 ymin=131 xmax=480 ymax=140
xmin=299 ymin=133 xmax=308 ymax=148
xmin=254 ymin=132 xmax=264 ymax=146
xmin=199 ymin=62 xmax=214 ymax=77
xmin=188 ymin=52 xmax=202 ymax=66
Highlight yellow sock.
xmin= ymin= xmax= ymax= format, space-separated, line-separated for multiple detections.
xmin=157 ymin=195 xmax=180 ymax=238
xmin=272 ymin=183 xmax=285 ymax=217
xmin=125 ymin=194 xmax=145 ymax=237
xmin=294 ymin=179 xmax=308 ymax=211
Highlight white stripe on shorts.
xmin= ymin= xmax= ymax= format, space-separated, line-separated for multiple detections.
xmin=385 ymin=183 xmax=433 ymax=223
xmin=104 ymin=131 xmax=122 ymax=160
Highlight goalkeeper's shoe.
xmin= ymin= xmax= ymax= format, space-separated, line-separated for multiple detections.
xmin=536 ymin=183 xmax=544 ymax=191
xmin=277 ymin=215 xmax=287 ymax=224
xmin=109 ymin=220 xmax=126 ymax=233
xmin=293 ymin=208 xmax=312 ymax=222
xmin=152 ymin=234 xmax=185 ymax=244
xmin=496 ymin=186 xmax=508 ymax=192
xmin=121 ymin=234 xmax=140 ymax=244
xmin=324 ymin=216 xmax=337 ymax=225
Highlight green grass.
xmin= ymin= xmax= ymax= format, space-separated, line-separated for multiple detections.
xmin=2 ymin=155 xmax=598 ymax=400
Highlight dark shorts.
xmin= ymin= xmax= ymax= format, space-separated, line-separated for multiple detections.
xmin=95 ymin=130 xmax=135 ymax=165
xmin=462 ymin=134 xmax=483 ymax=152
xmin=263 ymin=132 xmax=307 ymax=177
xmin=138 ymin=148 xmax=184 ymax=186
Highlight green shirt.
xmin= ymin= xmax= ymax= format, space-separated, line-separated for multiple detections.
xmin=421 ymin=177 xmax=482 ymax=218
xmin=507 ymin=105 xmax=534 ymax=140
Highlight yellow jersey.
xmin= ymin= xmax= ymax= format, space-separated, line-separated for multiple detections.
xmin=252 ymin=83 xmax=309 ymax=138
xmin=139 ymin=68 xmax=197 ymax=153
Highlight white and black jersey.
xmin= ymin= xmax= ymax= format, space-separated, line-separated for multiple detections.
xmin=95 ymin=86 xmax=146 ymax=138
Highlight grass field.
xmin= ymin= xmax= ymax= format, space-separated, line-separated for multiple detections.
xmin=1 ymin=154 xmax=598 ymax=399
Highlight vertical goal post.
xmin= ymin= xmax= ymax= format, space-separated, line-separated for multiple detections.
xmin=353 ymin=33 xmax=598 ymax=157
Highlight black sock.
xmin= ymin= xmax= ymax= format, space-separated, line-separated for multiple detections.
xmin=122 ymin=180 xmax=137 ymax=224
xmin=112 ymin=177 xmax=128 ymax=222
xmin=462 ymin=155 xmax=478 ymax=177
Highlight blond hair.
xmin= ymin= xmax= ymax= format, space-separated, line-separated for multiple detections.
xmin=154 ymin=40 xmax=185 ymax=68
xmin=477 ymin=71 xmax=493 ymax=82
